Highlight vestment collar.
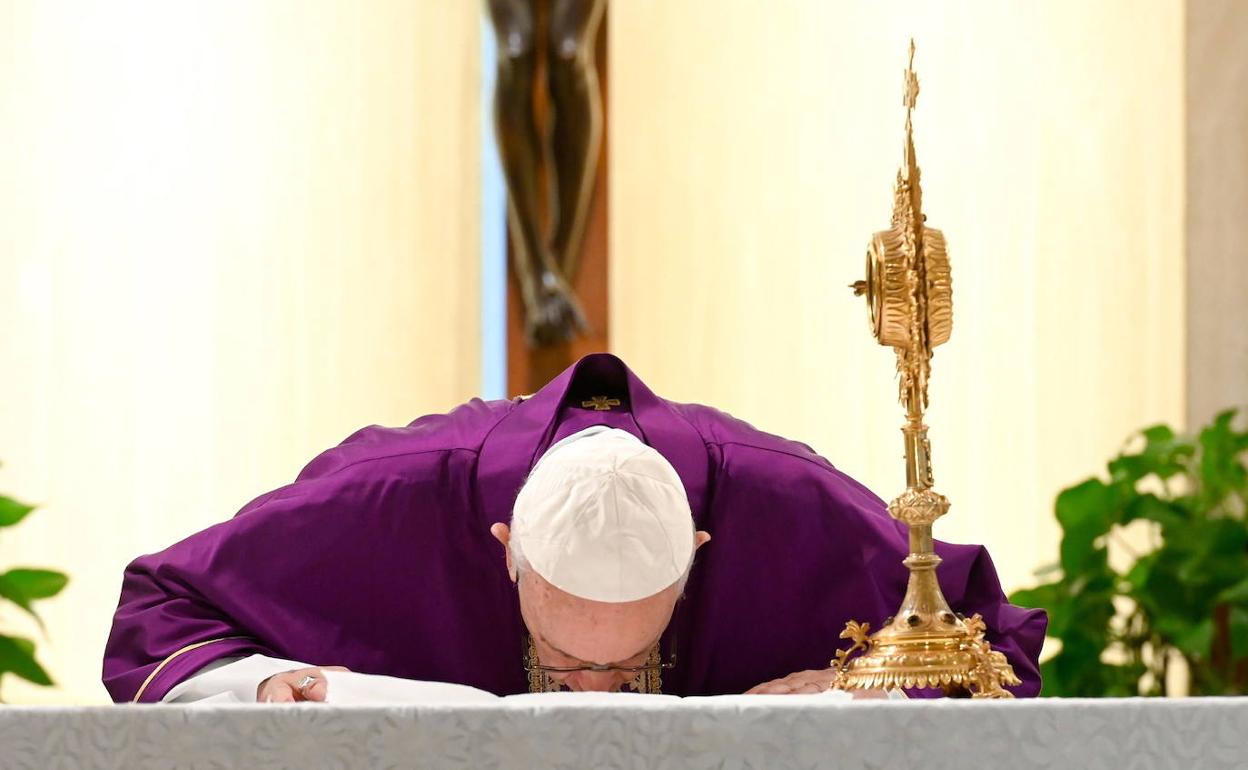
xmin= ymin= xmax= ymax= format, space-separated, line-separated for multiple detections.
xmin=477 ymin=353 xmax=709 ymax=529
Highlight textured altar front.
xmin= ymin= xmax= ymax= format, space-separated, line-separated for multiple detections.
xmin=2 ymin=699 xmax=1245 ymax=769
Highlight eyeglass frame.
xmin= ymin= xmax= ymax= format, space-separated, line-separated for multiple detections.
xmin=523 ymin=628 xmax=678 ymax=675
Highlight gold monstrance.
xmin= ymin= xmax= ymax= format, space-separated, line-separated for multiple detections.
xmin=832 ymin=42 xmax=1019 ymax=698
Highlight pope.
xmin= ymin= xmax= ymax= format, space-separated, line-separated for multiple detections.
xmin=102 ymin=353 xmax=1045 ymax=702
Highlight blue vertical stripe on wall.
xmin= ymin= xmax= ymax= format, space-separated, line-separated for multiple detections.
xmin=480 ymin=17 xmax=508 ymax=400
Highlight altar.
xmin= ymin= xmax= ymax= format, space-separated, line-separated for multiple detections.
xmin=3 ymin=697 xmax=1246 ymax=769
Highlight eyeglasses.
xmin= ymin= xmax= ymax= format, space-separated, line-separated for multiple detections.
xmin=523 ymin=629 xmax=678 ymax=675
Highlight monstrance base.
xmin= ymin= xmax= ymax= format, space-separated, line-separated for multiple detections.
xmin=830 ymin=613 xmax=1020 ymax=698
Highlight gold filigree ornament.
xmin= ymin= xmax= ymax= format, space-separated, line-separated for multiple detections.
xmin=837 ymin=42 xmax=1019 ymax=698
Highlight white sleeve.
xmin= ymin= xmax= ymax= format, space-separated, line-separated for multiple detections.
xmin=161 ymin=653 xmax=314 ymax=703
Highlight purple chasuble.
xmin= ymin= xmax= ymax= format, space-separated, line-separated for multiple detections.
xmin=103 ymin=354 xmax=1046 ymax=702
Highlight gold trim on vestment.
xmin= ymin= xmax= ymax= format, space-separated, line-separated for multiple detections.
xmin=132 ymin=637 xmax=245 ymax=703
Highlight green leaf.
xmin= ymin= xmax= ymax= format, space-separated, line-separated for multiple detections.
xmin=1124 ymin=552 xmax=1157 ymax=592
xmin=1009 ymin=581 xmax=1065 ymax=611
xmin=0 ymin=569 xmax=68 ymax=601
xmin=1122 ymin=493 xmax=1186 ymax=532
xmin=1102 ymin=659 xmax=1148 ymax=697
xmin=1057 ymin=479 xmax=1116 ymax=529
xmin=1142 ymin=549 xmax=1209 ymax=625
xmin=1042 ymin=597 xmax=1073 ymax=639
xmin=1218 ymin=576 xmax=1248 ymax=605
xmin=0 ymin=496 xmax=35 ymax=528
xmin=1231 ymin=607 xmax=1248 ymax=661
xmin=1056 ymin=479 xmax=1118 ymax=575
xmin=1038 ymin=655 xmax=1063 ymax=696
xmin=1174 ymin=618 xmax=1214 ymax=659
xmin=1108 ymin=455 xmax=1148 ymax=484
xmin=1049 ymin=634 xmax=1113 ymax=696
xmin=1109 ymin=425 xmax=1195 ymax=484
xmin=1142 ymin=425 xmax=1176 ymax=443
xmin=1198 ymin=409 xmax=1247 ymax=506
xmin=1175 ymin=518 xmax=1248 ymax=589
xmin=0 ymin=634 xmax=53 ymax=687
xmin=0 ymin=569 xmax=69 ymax=623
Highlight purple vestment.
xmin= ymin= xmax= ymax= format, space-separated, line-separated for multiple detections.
xmin=103 ymin=353 xmax=1046 ymax=702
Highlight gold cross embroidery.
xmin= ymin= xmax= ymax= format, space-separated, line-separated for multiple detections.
xmin=581 ymin=395 xmax=621 ymax=411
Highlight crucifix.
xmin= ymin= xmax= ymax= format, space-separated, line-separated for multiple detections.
xmin=486 ymin=0 xmax=612 ymax=396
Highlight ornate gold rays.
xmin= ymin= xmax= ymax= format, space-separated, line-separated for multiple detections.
xmin=834 ymin=42 xmax=1018 ymax=698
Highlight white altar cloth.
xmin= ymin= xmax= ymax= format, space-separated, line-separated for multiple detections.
xmin=2 ymin=696 xmax=1246 ymax=770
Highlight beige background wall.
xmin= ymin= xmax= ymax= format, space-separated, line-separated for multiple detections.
xmin=610 ymin=0 xmax=1186 ymax=595
xmin=0 ymin=1 xmax=482 ymax=703
xmin=1187 ymin=0 xmax=1248 ymax=428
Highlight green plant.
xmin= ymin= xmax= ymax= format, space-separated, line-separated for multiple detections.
xmin=0 ymin=485 xmax=68 ymax=700
xmin=1011 ymin=409 xmax=1248 ymax=696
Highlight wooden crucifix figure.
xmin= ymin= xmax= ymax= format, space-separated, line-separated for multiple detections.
xmin=486 ymin=0 xmax=608 ymax=372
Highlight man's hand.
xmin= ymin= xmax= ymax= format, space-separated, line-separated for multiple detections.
xmin=745 ymin=667 xmax=888 ymax=698
xmin=257 ymin=666 xmax=349 ymax=703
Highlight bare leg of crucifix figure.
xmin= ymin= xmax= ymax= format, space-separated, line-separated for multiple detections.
xmin=487 ymin=0 xmax=587 ymax=347
xmin=547 ymin=0 xmax=606 ymax=282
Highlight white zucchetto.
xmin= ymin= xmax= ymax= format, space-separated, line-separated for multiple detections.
xmin=511 ymin=425 xmax=695 ymax=603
